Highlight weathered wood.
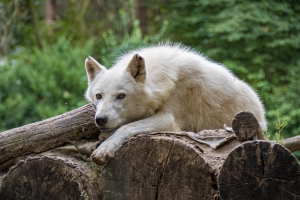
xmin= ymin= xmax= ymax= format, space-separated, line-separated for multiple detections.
xmin=218 ymin=140 xmax=300 ymax=200
xmin=232 ymin=111 xmax=265 ymax=141
xmin=99 ymin=131 xmax=241 ymax=200
xmin=0 ymin=103 xmax=99 ymax=165
xmin=0 ymin=155 xmax=101 ymax=199
xmin=0 ymin=140 xmax=100 ymax=173
xmin=0 ymin=130 xmax=240 ymax=200
xmin=273 ymin=135 xmax=300 ymax=152
xmin=232 ymin=111 xmax=300 ymax=152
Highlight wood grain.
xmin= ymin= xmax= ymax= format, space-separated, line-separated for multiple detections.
xmin=0 ymin=104 xmax=99 ymax=165
xmin=218 ymin=141 xmax=300 ymax=200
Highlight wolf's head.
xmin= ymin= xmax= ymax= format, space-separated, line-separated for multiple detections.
xmin=85 ymin=54 xmax=151 ymax=131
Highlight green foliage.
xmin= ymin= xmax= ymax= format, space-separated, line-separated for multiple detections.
xmin=0 ymin=0 xmax=152 ymax=131
xmin=0 ymin=19 xmax=151 ymax=131
xmin=97 ymin=20 xmax=150 ymax=68
xmin=273 ymin=111 xmax=288 ymax=143
xmin=157 ymin=0 xmax=300 ymax=139
xmin=0 ymin=37 xmax=94 ymax=131
xmin=0 ymin=0 xmax=299 ymax=145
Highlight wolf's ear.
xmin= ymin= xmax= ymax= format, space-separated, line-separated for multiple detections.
xmin=126 ymin=54 xmax=146 ymax=83
xmin=85 ymin=56 xmax=106 ymax=83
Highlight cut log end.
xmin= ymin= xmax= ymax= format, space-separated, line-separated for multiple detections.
xmin=0 ymin=156 xmax=101 ymax=199
xmin=100 ymin=134 xmax=219 ymax=200
xmin=218 ymin=141 xmax=300 ymax=200
xmin=232 ymin=111 xmax=265 ymax=141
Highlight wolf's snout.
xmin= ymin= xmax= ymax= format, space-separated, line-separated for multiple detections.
xmin=95 ymin=116 xmax=108 ymax=126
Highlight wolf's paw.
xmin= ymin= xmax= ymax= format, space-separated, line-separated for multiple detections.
xmin=91 ymin=140 xmax=119 ymax=165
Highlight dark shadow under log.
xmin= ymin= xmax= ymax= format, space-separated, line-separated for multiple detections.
xmin=0 ymin=155 xmax=101 ymax=200
xmin=218 ymin=140 xmax=300 ymax=200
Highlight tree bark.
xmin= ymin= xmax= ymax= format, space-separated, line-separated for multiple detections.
xmin=0 ymin=0 xmax=19 ymax=55
xmin=0 ymin=103 xmax=99 ymax=165
xmin=135 ymin=0 xmax=147 ymax=37
xmin=0 ymin=155 xmax=101 ymax=199
xmin=218 ymin=140 xmax=300 ymax=200
xmin=28 ymin=0 xmax=42 ymax=48
xmin=45 ymin=0 xmax=55 ymax=35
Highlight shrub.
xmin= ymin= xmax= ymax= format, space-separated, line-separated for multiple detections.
xmin=0 ymin=37 xmax=94 ymax=131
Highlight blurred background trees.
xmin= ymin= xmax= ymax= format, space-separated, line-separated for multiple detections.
xmin=0 ymin=0 xmax=299 ymax=152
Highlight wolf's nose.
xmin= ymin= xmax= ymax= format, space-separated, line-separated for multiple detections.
xmin=95 ymin=116 xmax=108 ymax=126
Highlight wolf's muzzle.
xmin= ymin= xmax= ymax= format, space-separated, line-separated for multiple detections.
xmin=95 ymin=116 xmax=108 ymax=126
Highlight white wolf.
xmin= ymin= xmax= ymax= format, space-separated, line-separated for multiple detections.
xmin=85 ymin=44 xmax=266 ymax=165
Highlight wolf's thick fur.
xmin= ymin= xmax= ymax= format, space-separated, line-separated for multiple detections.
xmin=85 ymin=44 xmax=266 ymax=165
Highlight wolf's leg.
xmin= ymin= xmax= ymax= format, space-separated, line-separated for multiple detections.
xmin=98 ymin=129 xmax=115 ymax=143
xmin=91 ymin=111 xmax=179 ymax=165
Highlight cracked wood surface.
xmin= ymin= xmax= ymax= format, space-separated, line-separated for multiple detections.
xmin=0 ymin=155 xmax=101 ymax=199
xmin=0 ymin=103 xmax=99 ymax=165
xmin=218 ymin=140 xmax=300 ymax=200
xmin=232 ymin=111 xmax=265 ymax=141
xmin=99 ymin=132 xmax=242 ymax=200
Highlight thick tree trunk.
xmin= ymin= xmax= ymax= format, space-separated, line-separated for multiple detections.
xmin=45 ymin=0 xmax=55 ymax=35
xmin=0 ymin=103 xmax=99 ymax=165
xmin=135 ymin=0 xmax=147 ymax=37
xmin=99 ymin=131 xmax=241 ymax=200
xmin=28 ymin=0 xmax=42 ymax=48
xmin=0 ymin=155 xmax=101 ymax=199
xmin=218 ymin=140 xmax=300 ymax=200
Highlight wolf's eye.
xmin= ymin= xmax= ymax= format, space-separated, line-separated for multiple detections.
xmin=117 ymin=93 xmax=126 ymax=99
xmin=95 ymin=93 xmax=102 ymax=100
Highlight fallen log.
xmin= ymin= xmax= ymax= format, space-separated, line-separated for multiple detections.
xmin=0 ymin=103 xmax=99 ymax=165
xmin=0 ymin=129 xmax=241 ymax=200
xmin=232 ymin=111 xmax=265 ymax=140
xmin=218 ymin=140 xmax=300 ymax=200
xmin=272 ymin=135 xmax=300 ymax=152
xmin=99 ymin=131 xmax=241 ymax=200
xmin=1 ymin=134 xmax=299 ymax=200
xmin=0 ymin=155 xmax=101 ymax=199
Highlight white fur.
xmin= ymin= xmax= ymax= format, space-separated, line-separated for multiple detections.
xmin=85 ymin=44 xmax=267 ymax=165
